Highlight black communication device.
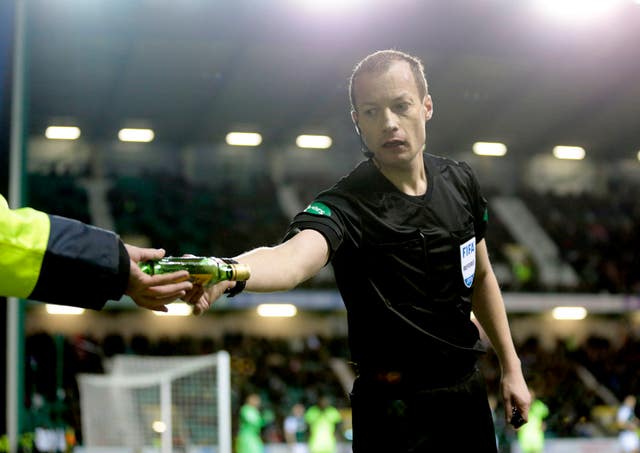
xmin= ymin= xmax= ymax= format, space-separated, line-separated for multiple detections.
xmin=510 ymin=407 xmax=525 ymax=429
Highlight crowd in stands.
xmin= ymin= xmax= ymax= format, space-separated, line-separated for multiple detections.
xmin=107 ymin=173 xmax=290 ymax=258
xmin=24 ymin=331 xmax=351 ymax=447
xmin=22 ymin=170 xmax=640 ymax=294
xmin=520 ymin=186 xmax=640 ymax=294
xmin=27 ymin=171 xmax=640 ymax=294
xmin=23 ymin=328 xmax=640 ymax=449
xmin=28 ymin=173 xmax=92 ymax=224
xmin=20 ymin=171 xmax=640 ymax=450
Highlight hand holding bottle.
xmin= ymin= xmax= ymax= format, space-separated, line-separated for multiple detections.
xmin=139 ymin=256 xmax=250 ymax=287
xmin=124 ymin=245 xmax=193 ymax=312
xmin=139 ymin=255 xmax=251 ymax=315
xmin=183 ymin=280 xmax=237 ymax=315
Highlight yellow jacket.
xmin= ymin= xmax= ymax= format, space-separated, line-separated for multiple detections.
xmin=0 ymin=195 xmax=129 ymax=309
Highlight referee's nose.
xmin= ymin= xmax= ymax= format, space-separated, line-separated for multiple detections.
xmin=382 ymin=108 xmax=400 ymax=132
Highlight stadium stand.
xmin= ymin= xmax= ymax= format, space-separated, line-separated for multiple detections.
xmin=27 ymin=173 xmax=91 ymax=224
xmin=23 ymin=330 xmax=640 ymax=449
xmin=21 ymin=171 xmax=640 ymax=450
xmin=26 ymin=171 xmax=640 ymax=294
xmin=520 ymin=188 xmax=640 ymax=293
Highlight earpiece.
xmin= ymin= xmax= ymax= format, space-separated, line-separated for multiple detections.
xmin=354 ymin=122 xmax=373 ymax=158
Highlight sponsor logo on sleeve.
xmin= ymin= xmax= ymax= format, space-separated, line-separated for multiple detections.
xmin=304 ymin=201 xmax=332 ymax=217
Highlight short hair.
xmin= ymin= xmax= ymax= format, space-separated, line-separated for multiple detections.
xmin=349 ymin=49 xmax=429 ymax=113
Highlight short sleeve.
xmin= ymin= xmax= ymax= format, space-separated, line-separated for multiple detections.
xmin=460 ymin=162 xmax=488 ymax=242
xmin=284 ymin=198 xmax=349 ymax=262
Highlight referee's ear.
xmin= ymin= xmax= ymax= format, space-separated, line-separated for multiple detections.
xmin=423 ymin=95 xmax=434 ymax=122
xmin=351 ymin=110 xmax=363 ymax=137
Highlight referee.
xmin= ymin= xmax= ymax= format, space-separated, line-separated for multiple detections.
xmin=187 ymin=49 xmax=531 ymax=452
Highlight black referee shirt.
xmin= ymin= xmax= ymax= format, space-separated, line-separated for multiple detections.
xmin=286 ymin=153 xmax=489 ymax=381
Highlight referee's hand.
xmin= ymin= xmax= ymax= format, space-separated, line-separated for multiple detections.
xmin=183 ymin=280 xmax=235 ymax=315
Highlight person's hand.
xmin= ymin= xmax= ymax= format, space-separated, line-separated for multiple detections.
xmin=501 ymin=368 xmax=531 ymax=429
xmin=124 ymin=244 xmax=193 ymax=312
xmin=182 ymin=280 xmax=236 ymax=315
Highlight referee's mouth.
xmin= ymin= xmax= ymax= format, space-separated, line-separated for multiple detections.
xmin=382 ymin=139 xmax=408 ymax=149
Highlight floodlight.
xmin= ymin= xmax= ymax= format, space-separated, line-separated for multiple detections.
xmin=118 ymin=128 xmax=155 ymax=143
xmin=552 ymin=306 xmax=587 ymax=320
xmin=257 ymin=304 xmax=297 ymax=317
xmin=152 ymin=303 xmax=192 ymax=316
xmin=296 ymin=134 xmax=332 ymax=149
xmin=225 ymin=132 xmax=262 ymax=147
xmin=45 ymin=126 xmax=81 ymax=140
xmin=45 ymin=305 xmax=85 ymax=315
xmin=553 ymin=145 xmax=586 ymax=160
xmin=472 ymin=142 xmax=507 ymax=157
xmin=536 ymin=0 xmax=622 ymax=22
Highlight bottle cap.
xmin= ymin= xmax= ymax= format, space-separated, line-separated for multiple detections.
xmin=231 ymin=264 xmax=251 ymax=281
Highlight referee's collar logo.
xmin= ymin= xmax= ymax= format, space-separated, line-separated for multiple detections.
xmin=304 ymin=201 xmax=332 ymax=217
xmin=460 ymin=237 xmax=476 ymax=288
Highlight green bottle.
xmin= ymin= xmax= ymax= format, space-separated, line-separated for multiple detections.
xmin=139 ymin=256 xmax=251 ymax=287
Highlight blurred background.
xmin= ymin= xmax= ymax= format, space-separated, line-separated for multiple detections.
xmin=1 ymin=0 xmax=640 ymax=451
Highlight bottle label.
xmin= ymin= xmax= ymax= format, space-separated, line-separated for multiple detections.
xmin=189 ymin=274 xmax=214 ymax=286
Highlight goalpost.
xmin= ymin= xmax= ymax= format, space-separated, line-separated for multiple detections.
xmin=78 ymin=351 xmax=231 ymax=453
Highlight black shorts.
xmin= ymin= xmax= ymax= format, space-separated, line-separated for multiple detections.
xmin=349 ymin=367 xmax=497 ymax=452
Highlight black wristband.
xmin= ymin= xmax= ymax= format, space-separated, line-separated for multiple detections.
xmin=221 ymin=258 xmax=246 ymax=298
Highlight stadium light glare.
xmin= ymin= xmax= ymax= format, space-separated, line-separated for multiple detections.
xmin=552 ymin=306 xmax=588 ymax=320
xmin=118 ymin=128 xmax=155 ymax=143
xmin=292 ymin=0 xmax=368 ymax=14
xmin=152 ymin=302 xmax=192 ymax=316
xmin=45 ymin=305 xmax=85 ymax=315
xmin=472 ymin=142 xmax=507 ymax=157
xmin=225 ymin=132 xmax=262 ymax=147
xmin=257 ymin=304 xmax=297 ymax=318
xmin=152 ymin=421 xmax=166 ymax=433
xmin=45 ymin=126 xmax=81 ymax=140
xmin=536 ymin=0 xmax=622 ymax=21
xmin=296 ymin=134 xmax=333 ymax=149
xmin=553 ymin=145 xmax=585 ymax=160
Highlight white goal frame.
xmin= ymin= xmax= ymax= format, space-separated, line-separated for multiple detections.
xmin=78 ymin=351 xmax=231 ymax=453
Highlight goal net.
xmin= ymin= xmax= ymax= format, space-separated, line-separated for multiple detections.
xmin=78 ymin=351 xmax=231 ymax=453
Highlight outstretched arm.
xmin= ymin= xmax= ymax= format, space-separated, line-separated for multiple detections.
xmin=236 ymin=229 xmax=330 ymax=292
xmin=471 ymin=239 xmax=531 ymax=426
xmin=186 ymin=229 xmax=329 ymax=314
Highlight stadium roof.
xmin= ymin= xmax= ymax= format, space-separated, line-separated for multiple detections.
xmin=24 ymin=0 xmax=640 ymax=162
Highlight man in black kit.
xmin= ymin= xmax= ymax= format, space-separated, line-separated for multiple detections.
xmin=187 ymin=49 xmax=530 ymax=452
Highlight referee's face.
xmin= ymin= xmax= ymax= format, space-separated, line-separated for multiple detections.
xmin=352 ymin=60 xmax=433 ymax=170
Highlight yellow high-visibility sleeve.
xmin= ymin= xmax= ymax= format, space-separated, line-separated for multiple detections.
xmin=0 ymin=195 xmax=50 ymax=298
